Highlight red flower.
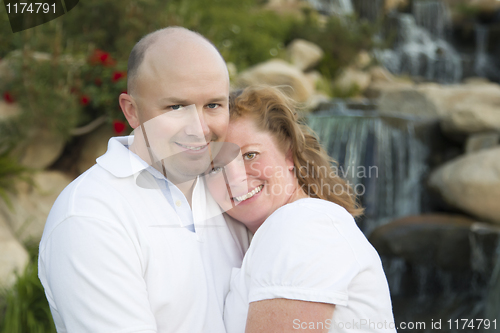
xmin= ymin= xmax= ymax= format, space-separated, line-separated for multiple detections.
xmin=89 ymin=49 xmax=116 ymax=67
xmin=80 ymin=95 xmax=90 ymax=106
xmin=113 ymin=120 xmax=127 ymax=134
xmin=112 ymin=71 xmax=126 ymax=82
xmin=3 ymin=92 xmax=15 ymax=104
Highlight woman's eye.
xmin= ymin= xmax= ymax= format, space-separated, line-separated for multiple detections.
xmin=207 ymin=103 xmax=219 ymax=109
xmin=243 ymin=152 xmax=257 ymax=160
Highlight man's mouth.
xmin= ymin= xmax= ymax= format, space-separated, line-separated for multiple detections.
xmin=176 ymin=142 xmax=209 ymax=151
xmin=233 ymin=185 xmax=263 ymax=203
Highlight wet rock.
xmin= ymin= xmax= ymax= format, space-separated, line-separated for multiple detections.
xmin=369 ymin=214 xmax=478 ymax=271
xmin=287 ymin=39 xmax=324 ymax=71
xmin=0 ymin=171 xmax=72 ymax=244
xmin=236 ymin=59 xmax=315 ymax=102
xmin=428 ymin=147 xmax=500 ymax=224
xmin=0 ymin=216 xmax=29 ymax=288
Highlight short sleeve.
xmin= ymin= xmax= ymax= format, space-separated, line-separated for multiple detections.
xmin=38 ymin=216 xmax=157 ymax=333
xmin=244 ymin=204 xmax=360 ymax=306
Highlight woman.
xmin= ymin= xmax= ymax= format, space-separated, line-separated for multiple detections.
xmin=205 ymin=86 xmax=396 ymax=333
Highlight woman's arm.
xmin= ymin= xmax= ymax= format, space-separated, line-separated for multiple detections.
xmin=245 ymin=299 xmax=335 ymax=333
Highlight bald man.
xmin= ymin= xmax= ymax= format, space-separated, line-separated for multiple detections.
xmin=38 ymin=27 xmax=249 ymax=333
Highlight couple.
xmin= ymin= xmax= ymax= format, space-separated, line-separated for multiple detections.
xmin=38 ymin=27 xmax=395 ymax=332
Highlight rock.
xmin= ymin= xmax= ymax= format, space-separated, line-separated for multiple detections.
xmin=304 ymin=70 xmax=323 ymax=89
xmin=465 ymin=132 xmax=500 ymax=154
xmin=13 ymin=128 xmax=65 ymax=169
xmin=236 ymin=59 xmax=315 ymax=102
xmin=0 ymin=101 xmax=21 ymax=122
xmin=377 ymin=82 xmax=500 ymax=134
xmin=385 ymin=0 xmax=409 ymax=12
xmin=333 ymin=67 xmax=371 ymax=96
xmin=304 ymin=93 xmax=330 ymax=112
xmin=77 ymin=125 xmax=116 ymax=174
xmin=428 ymin=147 xmax=500 ymax=224
xmin=369 ymin=66 xmax=395 ymax=83
xmin=364 ymin=80 xmax=414 ymax=99
xmin=369 ymin=214 xmax=479 ymax=270
xmin=353 ymin=50 xmax=372 ymax=70
xmin=0 ymin=217 xmax=29 ymax=288
xmin=0 ymin=171 xmax=72 ymax=244
xmin=287 ymin=39 xmax=324 ymax=71
xmin=378 ymin=87 xmax=440 ymax=117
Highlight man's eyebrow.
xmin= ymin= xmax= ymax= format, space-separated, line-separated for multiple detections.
xmin=158 ymin=96 xmax=228 ymax=105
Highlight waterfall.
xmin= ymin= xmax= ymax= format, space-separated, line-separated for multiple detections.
xmin=412 ymin=0 xmax=451 ymax=39
xmin=307 ymin=104 xmax=430 ymax=235
xmin=352 ymin=0 xmax=384 ymax=21
xmin=305 ymin=0 xmax=354 ymax=16
xmin=376 ymin=14 xmax=462 ymax=83
xmin=473 ymin=24 xmax=500 ymax=80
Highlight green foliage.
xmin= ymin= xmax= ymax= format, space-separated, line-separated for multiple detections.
xmin=0 ymin=245 xmax=55 ymax=333
xmin=290 ymin=13 xmax=378 ymax=80
xmin=0 ymin=150 xmax=30 ymax=209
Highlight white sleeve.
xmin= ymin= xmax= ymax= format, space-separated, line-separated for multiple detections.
xmin=245 ymin=206 xmax=360 ymax=307
xmin=38 ymin=216 xmax=157 ymax=333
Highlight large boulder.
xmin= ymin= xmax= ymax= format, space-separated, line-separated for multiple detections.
xmin=333 ymin=67 xmax=371 ymax=96
xmin=13 ymin=128 xmax=65 ymax=169
xmin=377 ymin=82 xmax=500 ymax=134
xmin=236 ymin=59 xmax=315 ymax=102
xmin=287 ymin=39 xmax=324 ymax=71
xmin=77 ymin=125 xmax=115 ymax=174
xmin=369 ymin=214 xmax=481 ymax=271
xmin=0 ymin=171 xmax=72 ymax=244
xmin=0 ymin=101 xmax=21 ymax=122
xmin=428 ymin=147 xmax=500 ymax=224
xmin=0 ymin=216 xmax=29 ymax=288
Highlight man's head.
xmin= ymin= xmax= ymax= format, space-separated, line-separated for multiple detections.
xmin=119 ymin=27 xmax=230 ymax=186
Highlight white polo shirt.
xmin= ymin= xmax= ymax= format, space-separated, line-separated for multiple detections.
xmin=39 ymin=136 xmax=249 ymax=333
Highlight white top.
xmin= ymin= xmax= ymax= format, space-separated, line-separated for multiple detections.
xmin=224 ymin=198 xmax=396 ymax=333
xmin=38 ymin=136 xmax=249 ymax=333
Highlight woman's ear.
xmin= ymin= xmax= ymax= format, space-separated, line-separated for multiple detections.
xmin=286 ymin=147 xmax=294 ymax=171
xmin=119 ymin=93 xmax=140 ymax=129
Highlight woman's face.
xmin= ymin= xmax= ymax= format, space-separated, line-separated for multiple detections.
xmin=205 ymin=116 xmax=299 ymax=233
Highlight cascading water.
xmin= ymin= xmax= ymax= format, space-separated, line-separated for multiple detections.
xmin=352 ymin=0 xmax=384 ymax=21
xmin=474 ymin=25 xmax=500 ymax=81
xmin=412 ymin=0 xmax=451 ymax=39
xmin=307 ymin=102 xmax=430 ymax=235
xmin=376 ymin=14 xmax=462 ymax=83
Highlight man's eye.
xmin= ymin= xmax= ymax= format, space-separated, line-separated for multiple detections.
xmin=207 ymin=103 xmax=219 ymax=109
xmin=169 ymin=105 xmax=183 ymax=111
xmin=243 ymin=152 xmax=257 ymax=160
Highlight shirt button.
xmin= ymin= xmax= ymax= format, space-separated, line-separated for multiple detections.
xmin=175 ymin=200 xmax=182 ymax=207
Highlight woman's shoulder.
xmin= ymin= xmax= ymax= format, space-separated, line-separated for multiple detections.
xmin=266 ymin=198 xmax=355 ymax=229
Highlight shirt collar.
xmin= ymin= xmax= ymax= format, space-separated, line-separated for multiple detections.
xmin=96 ymin=136 xmax=150 ymax=178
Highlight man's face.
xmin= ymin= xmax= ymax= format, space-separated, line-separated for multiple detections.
xmin=131 ymin=43 xmax=230 ymax=184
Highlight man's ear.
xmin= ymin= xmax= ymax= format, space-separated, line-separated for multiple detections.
xmin=119 ymin=93 xmax=140 ymax=129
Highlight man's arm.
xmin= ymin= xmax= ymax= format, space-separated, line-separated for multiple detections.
xmin=39 ymin=216 xmax=157 ymax=333
xmin=245 ymin=299 xmax=335 ymax=333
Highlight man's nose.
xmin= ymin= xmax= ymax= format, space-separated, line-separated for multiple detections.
xmin=185 ymin=106 xmax=210 ymax=138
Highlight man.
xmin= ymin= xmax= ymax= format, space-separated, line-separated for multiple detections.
xmin=38 ymin=27 xmax=248 ymax=332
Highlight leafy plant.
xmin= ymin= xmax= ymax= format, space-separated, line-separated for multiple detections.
xmin=0 ymin=245 xmax=55 ymax=333
xmin=0 ymin=150 xmax=31 ymax=209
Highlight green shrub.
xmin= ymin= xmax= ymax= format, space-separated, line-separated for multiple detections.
xmin=0 ymin=245 xmax=55 ymax=333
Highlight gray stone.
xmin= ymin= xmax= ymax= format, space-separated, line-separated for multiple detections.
xmin=0 ymin=171 xmax=72 ymax=244
xmin=236 ymin=59 xmax=315 ymax=102
xmin=428 ymin=147 xmax=500 ymax=224
xmin=465 ymin=132 xmax=500 ymax=154
xmin=287 ymin=39 xmax=324 ymax=71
